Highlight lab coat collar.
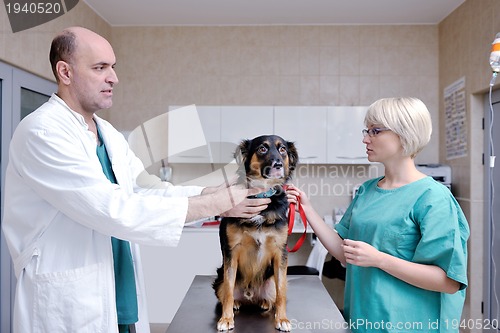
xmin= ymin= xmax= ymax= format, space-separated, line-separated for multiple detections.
xmin=51 ymin=93 xmax=100 ymax=131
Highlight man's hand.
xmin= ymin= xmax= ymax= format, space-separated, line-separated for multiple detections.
xmin=221 ymin=197 xmax=270 ymax=218
xmin=220 ymin=186 xmax=270 ymax=218
xmin=187 ymin=185 xmax=270 ymax=222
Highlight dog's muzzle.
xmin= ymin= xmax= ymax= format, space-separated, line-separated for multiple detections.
xmin=265 ymin=161 xmax=285 ymax=179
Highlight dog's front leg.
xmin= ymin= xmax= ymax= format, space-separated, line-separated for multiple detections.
xmin=274 ymin=254 xmax=291 ymax=331
xmin=217 ymin=259 xmax=238 ymax=331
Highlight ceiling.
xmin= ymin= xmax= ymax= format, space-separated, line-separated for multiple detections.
xmin=82 ymin=0 xmax=465 ymax=27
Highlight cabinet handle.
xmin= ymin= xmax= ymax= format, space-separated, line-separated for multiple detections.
xmin=302 ymin=156 xmax=318 ymax=159
xmin=336 ymin=156 xmax=366 ymax=160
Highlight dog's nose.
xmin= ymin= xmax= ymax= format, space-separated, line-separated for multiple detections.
xmin=272 ymin=161 xmax=283 ymax=169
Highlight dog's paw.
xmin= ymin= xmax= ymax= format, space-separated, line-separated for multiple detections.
xmin=259 ymin=300 xmax=272 ymax=312
xmin=275 ymin=318 xmax=291 ymax=332
xmin=217 ymin=317 xmax=235 ymax=331
xmin=233 ymin=300 xmax=241 ymax=311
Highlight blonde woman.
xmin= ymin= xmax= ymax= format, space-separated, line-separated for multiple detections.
xmin=288 ymin=97 xmax=469 ymax=333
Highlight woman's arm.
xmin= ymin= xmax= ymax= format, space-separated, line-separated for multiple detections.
xmin=286 ymin=185 xmax=346 ymax=265
xmin=342 ymin=239 xmax=460 ymax=294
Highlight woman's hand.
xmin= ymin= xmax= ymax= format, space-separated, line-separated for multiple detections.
xmin=284 ymin=184 xmax=346 ymax=265
xmin=342 ymin=239 xmax=384 ymax=268
xmin=342 ymin=238 xmax=461 ymax=294
xmin=284 ymin=184 xmax=311 ymax=207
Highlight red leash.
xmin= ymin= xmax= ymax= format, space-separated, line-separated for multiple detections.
xmin=285 ymin=188 xmax=308 ymax=253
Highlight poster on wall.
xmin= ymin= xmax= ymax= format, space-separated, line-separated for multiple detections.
xmin=444 ymin=77 xmax=467 ymax=160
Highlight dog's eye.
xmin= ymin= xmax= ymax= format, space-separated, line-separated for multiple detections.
xmin=258 ymin=146 xmax=268 ymax=154
xmin=278 ymin=146 xmax=287 ymax=155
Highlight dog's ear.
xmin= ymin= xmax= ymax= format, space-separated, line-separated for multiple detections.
xmin=234 ymin=139 xmax=252 ymax=165
xmin=286 ymin=141 xmax=299 ymax=171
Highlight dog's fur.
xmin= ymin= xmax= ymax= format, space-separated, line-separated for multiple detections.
xmin=213 ymin=135 xmax=298 ymax=331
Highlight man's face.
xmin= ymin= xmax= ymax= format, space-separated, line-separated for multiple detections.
xmin=69 ymin=34 xmax=118 ymax=114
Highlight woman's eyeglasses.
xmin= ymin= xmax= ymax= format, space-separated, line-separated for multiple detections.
xmin=362 ymin=127 xmax=391 ymax=137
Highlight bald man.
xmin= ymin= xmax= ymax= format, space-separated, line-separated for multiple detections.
xmin=2 ymin=27 xmax=270 ymax=333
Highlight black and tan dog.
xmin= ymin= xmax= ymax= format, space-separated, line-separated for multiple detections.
xmin=213 ymin=135 xmax=298 ymax=331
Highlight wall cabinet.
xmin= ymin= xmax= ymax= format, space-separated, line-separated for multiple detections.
xmin=274 ymin=106 xmax=328 ymax=164
xmin=166 ymin=105 xmax=370 ymax=165
xmin=167 ymin=106 xmax=220 ymax=163
xmin=327 ymin=106 xmax=369 ymax=164
xmin=219 ymin=106 xmax=274 ymax=163
xmin=167 ymin=106 xmax=274 ymax=164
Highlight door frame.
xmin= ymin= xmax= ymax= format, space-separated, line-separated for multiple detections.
xmin=0 ymin=61 xmax=56 ymax=333
xmin=484 ymin=86 xmax=500 ymax=332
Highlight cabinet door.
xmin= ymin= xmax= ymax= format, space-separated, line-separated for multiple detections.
xmin=219 ymin=106 xmax=274 ymax=163
xmin=168 ymin=105 xmax=220 ymax=163
xmin=327 ymin=106 xmax=370 ymax=164
xmin=274 ymin=106 xmax=328 ymax=164
xmin=140 ymin=231 xmax=222 ymax=323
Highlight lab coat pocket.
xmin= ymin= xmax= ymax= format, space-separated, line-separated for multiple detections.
xmin=33 ymin=263 xmax=108 ymax=333
xmin=380 ymin=230 xmax=419 ymax=260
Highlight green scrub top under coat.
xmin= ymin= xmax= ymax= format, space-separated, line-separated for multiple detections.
xmin=96 ymin=125 xmax=139 ymax=327
xmin=335 ymin=176 xmax=469 ymax=333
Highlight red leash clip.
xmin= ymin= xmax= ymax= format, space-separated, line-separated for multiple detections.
xmin=283 ymin=185 xmax=308 ymax=253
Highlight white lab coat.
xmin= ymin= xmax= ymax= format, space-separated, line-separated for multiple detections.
xmin=2 ymin=94 xmax=204 ymax=333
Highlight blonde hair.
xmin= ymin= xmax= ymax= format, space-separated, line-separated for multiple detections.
xmin=365 ymin=97 xmax=432 ymax=158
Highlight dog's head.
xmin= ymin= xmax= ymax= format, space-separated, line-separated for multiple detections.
xmin=235 ymin=135 xmax=298 ymax=188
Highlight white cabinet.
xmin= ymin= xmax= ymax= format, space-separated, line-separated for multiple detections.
xmin=140 ymin=230 xmax=222 ymax=323
xmin=167 ymin=105 xmax=220 ymax=163
xmin=327 ymin=106 xmax=369 ymax=164
xmin=219 ymin=106 xmax=274 ymax=163
xmin=274 ymin=106 xmax=328 ymax=164
xmin=166 ymin=105 xmax=371 ymax=165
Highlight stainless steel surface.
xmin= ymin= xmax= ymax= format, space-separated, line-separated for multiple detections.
xmin=167 ymin=275 xmax=350 ymax=333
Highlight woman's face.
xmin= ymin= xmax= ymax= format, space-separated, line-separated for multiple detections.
xmin=362 ymin=124 xmax=403 ymax=163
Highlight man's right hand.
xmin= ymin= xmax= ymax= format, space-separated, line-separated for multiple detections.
xmin=186 ymin=185 xmax=270 ymax=222
xmin=221 ymin=186 xmax=271 ymax=218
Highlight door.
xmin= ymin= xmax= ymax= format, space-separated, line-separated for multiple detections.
xmin=0 ymin=62 xmax=56 ymax=333
xmin=484 ymin=87 xmax=500 ymax=332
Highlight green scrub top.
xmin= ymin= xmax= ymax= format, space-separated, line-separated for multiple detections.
xmin=96 ymin=126 xmax=139 ymax=326
xmin=335 ymin=176 xmax=469 ymax=333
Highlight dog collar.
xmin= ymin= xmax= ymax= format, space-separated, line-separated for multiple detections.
xmin=249 ymin=187 xmax=277 ymax=199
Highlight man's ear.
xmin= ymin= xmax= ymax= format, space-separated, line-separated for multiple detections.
xmin=56 ymin=61 xmax=72 ymax=85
